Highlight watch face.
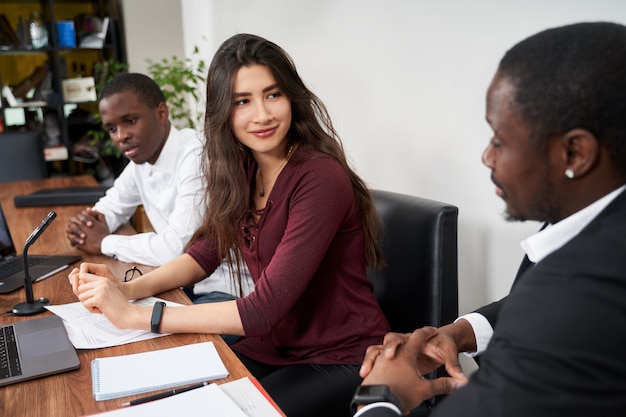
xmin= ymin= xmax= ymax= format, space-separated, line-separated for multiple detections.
xmin=357 ymin=385 xmax=390 ymax=397
xmin=352 ymin=384 xmax=402 ymax=414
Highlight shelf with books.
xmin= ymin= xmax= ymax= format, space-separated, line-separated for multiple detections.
xmin=0 ymin=0 xmax=126 ymax=177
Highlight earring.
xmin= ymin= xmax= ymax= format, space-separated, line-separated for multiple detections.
xmin=565 ymin=168 xmax=575 ymax=179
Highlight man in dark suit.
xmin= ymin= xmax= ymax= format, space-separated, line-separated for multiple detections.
xmin=353 ymin=21 xmax=626 ymax=417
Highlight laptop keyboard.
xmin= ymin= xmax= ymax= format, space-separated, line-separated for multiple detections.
xmin=0 ymin=256 xmax=49 ymax=279
xmin=1 ymin=325 xmax=22 ymax=379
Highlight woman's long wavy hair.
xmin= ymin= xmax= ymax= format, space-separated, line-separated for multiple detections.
xmin=190 ymin=33 xmax=383 ymax=284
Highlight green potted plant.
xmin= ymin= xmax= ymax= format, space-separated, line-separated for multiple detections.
xmin=146 ymin=46 xmax=207 ymax=130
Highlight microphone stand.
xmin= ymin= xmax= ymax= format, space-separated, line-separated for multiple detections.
xmin=12 ymin=211 xmax=56 ymax=316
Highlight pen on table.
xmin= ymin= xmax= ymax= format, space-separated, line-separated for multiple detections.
xmin=122 ymin=382 xmax=211 ymax=407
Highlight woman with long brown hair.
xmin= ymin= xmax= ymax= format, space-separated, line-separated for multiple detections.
xmin=70 ymin=33 xmax=389 ymax=416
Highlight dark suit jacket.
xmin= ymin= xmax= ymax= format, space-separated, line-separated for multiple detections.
xmin=473 ymin=253 xmax=534 ymax=346
xmin=361 ymin=189 xmax=626 ymax=417
xmin=432 ymin=188 xmax=626 ymax=417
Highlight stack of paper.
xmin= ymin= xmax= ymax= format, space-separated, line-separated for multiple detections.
xmin=86 ymin=377 xmax=285 ymax=417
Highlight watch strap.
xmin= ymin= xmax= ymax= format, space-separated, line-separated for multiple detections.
xmin=150 ymin=301 xmax=166 ymax=333
xmin=351 ymin=385 xmax=402 ymax=414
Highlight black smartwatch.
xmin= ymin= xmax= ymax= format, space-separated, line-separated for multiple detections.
xmin=351 ymin=384 xmax=402 ymax=414
xmin=150 ymin=301 xmax=166 ymax=333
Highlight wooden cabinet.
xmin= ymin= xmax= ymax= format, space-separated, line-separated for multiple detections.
xmin=0 ymin=0 xmax=126 ymax=176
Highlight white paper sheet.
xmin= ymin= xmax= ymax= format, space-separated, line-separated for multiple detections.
xmin=86 ymin=383 xmax=247 ymax=417
xmin=45 ymin=297 xmax=182 ymax=349
xmin=85 ymin=377 xmax=284 ymax=417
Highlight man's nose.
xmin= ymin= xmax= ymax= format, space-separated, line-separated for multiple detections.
xmin=111 ymin=127 xmax=129 ymax=145
xmin=482 ymin=142 xmax=495 ymax=169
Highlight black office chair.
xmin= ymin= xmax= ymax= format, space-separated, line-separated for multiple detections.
xmin=0 ymin=130 xmax=47 ymax=183
xmin=367 ymin=189 xmax=459 ymax=416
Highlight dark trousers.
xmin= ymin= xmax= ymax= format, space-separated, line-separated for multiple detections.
xmin=236 ymin=352 xmax=361 ymax=417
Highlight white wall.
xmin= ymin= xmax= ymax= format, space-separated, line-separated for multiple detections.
xmin=121 ymin=0 xmax=185 ymax=74
xmin=124 ymin=0 xmax=626 ymax=315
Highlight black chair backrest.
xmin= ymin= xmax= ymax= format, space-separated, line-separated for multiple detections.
xmin=367 ymin=190 xmax=459 ymax=334
xmin=0 ymin=130 xmax=47 ymax=183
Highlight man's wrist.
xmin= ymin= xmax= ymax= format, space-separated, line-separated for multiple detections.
xmin=454 ymin=313 xmax=495 ymax=354
xmin=441 ymin=318 xmax=477 ymax=353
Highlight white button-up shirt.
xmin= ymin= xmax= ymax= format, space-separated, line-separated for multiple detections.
xmin=96 ymin=126 xmax=204 ymax=266
xmin=95 ymin=126 xmax=253 ymax=296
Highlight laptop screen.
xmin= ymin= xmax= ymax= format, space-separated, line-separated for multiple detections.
xmin=0 ymin=203 xmax=16 ymax=257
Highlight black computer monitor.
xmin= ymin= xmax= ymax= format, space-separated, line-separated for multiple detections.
xmin=0 ymin=130 xmax=47 ymax=183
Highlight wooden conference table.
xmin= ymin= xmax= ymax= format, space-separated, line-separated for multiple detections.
xmin=0 ymin=175 xmax=251 ymax=416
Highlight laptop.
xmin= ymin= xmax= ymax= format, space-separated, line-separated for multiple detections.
xmin=0 ymin=203 xmax=80 ymax=294
xmin=0 ymin=314 xmax=80 ymax=386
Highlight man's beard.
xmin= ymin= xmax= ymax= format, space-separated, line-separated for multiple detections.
xmin=501 ymin=179 xmax=557 ymax=223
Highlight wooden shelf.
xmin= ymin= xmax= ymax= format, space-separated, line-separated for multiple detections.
xmin=0 ymin=0 xmax=126 ymax=175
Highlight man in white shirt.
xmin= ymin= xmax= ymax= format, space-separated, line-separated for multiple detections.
xmin=66 ymin=73 xmax=250 ymax=299
xmin=354 ymin=22 xmax=626 ymax=417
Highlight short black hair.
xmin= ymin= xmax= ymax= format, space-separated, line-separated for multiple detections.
xmin=498 ymin=21 xmax=626 ymax=177
xmin=99 ymin=73 xmax=165 ymax=109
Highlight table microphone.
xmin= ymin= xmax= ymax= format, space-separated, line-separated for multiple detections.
xmin=12 ymin=211 xmax=56 ymax=316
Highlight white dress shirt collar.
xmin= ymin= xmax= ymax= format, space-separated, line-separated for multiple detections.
xmin=521 ymin=185 xmax=626 ymax=263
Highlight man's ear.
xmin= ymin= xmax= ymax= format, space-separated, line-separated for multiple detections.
xmin=561 ymin=128 xmax=600 ymax=178
xmin=156 ymin=102 xmax=169 ymax=123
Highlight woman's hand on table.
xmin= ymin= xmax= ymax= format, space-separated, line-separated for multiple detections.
xmin=68 ymin=262 xmax=140 ymax=329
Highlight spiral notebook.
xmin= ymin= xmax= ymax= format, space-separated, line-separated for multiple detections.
xmin=91 ymin=342 xmax=228 ymax=401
